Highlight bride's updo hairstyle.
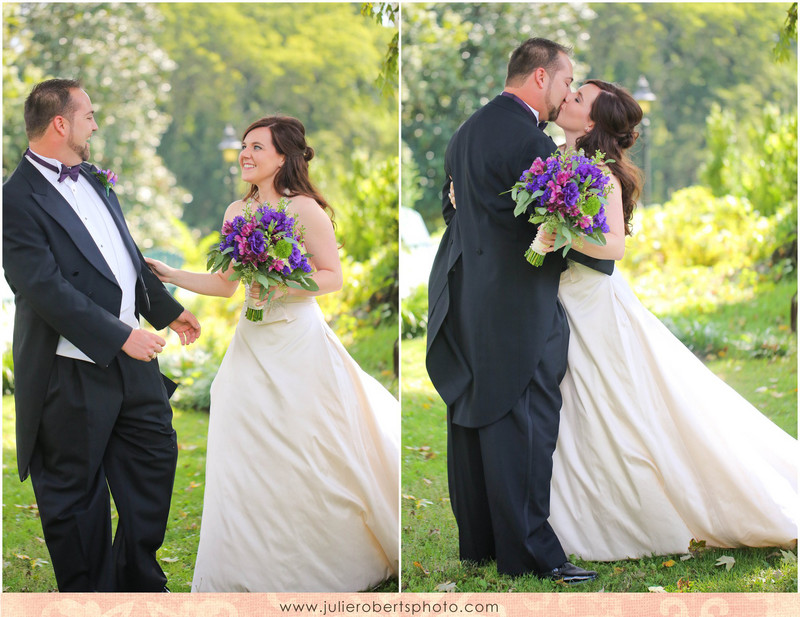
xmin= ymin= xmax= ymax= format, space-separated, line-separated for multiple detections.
xmin=575 ymin=80 xmax=643 ymax=235
xmin=242 ymin=115 xmax=334 ymax=222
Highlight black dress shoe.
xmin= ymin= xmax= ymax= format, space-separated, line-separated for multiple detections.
xmin=539 ymin=561 xmax=597 ymax=584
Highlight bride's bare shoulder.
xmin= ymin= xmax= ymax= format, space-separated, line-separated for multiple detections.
xmin=222 ymin=199 xmax=248 ymax=220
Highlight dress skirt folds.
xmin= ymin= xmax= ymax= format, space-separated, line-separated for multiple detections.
xmin=550 ymin=260 xmax=798 ymax=561
xmin=192 ymin=296 xmax=399 ymax=591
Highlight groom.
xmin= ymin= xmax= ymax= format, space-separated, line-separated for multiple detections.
xmin=426 ymin=38 xmax=597 ymax=583
xmin=2 ymin=78 xmax=201 ymax=591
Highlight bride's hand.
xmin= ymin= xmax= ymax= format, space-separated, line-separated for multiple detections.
xmin=249 ymin=281 xmax=286 ymax=306
xmin=145 ymin=257 xmax=175 ymax=283
xmin=535 ymin=226 xmax=557 ymax=253
xmin=449 ymin=179 xmax=456 ymax=209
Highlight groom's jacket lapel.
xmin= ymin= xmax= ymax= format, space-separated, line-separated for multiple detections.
xmin=21 ymin=158 xmax=119 ymax=286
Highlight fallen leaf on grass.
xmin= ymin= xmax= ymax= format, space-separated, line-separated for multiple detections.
xmin=422 ymin=478 xmax=433 ymax=486
xmin=648 ymin=586 xmax=666 ymax=593
xmin=780 ymin=550 xmax=797 ymax=564
xmin=160 ymin=557 xmax=179 ymax=563
xmin=30 ymin=559 xmax=49 ymax=569
xmin=435 ymin=581 xmax=457 ymax=592
xmin=404 ymin=495 xmax=433 ymax=509
xmin=680 ymin=554 xmax=693 ymax=561
xmin=14 ymin=554 xmax=30 ymax=560
xmin=715 ymin=555 xmax=735 ymax=571
xmin=677 ymin=577 xmax=692 ymax=591
xmin=413 ymin=561 xmax=429 ymax=576
xmin=662 ymin=560 xmax=676 ymax=568
xmin=688 ymin=538 xmax=707 ymax=557
xmin=404 ymin=445 xmax=437 ymax=458
xmin=613 ymin=567 xmax=625 ymax=575
xmin=185 ymin=481 xmax=202 ymax=490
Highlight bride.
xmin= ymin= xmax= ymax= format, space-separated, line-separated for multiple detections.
xmin=453 ymin=80 xmax=798 ymax=561
xmin=146 ymin=116 xmax=399 ymax=591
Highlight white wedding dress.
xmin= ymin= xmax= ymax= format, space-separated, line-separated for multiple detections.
xmin=550 ymin=259 xmax=799 ymax=561
xmin=192 ymin=296 xmax=399 ymax=592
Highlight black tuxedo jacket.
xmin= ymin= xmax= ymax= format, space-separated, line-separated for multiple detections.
xmin=426 ymin=94 xmax=567 ymax=428
xmin=2 ymin=157 xmax=184 ymax=480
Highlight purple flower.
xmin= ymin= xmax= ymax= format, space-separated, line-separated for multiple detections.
xmin=248 ymin=230 xmax=266 ymax=255
xmin=288 ymin=245 xmax=303 ymax=269
xmin=562 ymin=182 xmax=580 ymax=208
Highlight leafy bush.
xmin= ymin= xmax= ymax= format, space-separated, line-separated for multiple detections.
xmin=625 ymin=186 xmax=774 ymax=274
xmin=702 ymin=104 xmax=797 ymax=218
xmin=620 ymin=185 xmax=796 ymax=360
xmin=2 ymin=345 xmax=13 ymax=395
xmin=401 ymin=284 xmax=428 ymax=339
xmin=158 ymin=345 xmax=220 ymax=411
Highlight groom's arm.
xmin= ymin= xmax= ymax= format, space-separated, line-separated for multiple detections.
xmin=2 ymin=193 xmax=133 ymax=367
xmin=135 ymin=245 xmax=184 ymax=329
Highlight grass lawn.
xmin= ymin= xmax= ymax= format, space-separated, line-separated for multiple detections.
xmin=2 ymin=321 xmax=399 ymax=592
xmin=2 ymin=396 xmax=207 ymax=592
xmin=400 ymin=332 xmax=797 ymax=592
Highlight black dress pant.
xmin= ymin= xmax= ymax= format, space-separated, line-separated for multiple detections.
xmin=29 ymin=353 xmax=178 ymax=591
xmin=446 ymin=303 xmax=569 ymax=575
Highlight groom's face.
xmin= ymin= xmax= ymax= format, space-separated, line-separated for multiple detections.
xmin=65 ymin=89 xmax=98 ymax=163
xmin=543 ymin=53 xmax=574 ymax=122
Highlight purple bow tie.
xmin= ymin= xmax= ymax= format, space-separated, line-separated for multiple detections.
xmin=25 ymin=148 xmax=82 ymax=182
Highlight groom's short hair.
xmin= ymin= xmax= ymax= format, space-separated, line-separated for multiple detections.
xmin=506 ymin=38 xmax=572 ymax=87
xmin=24 ymin=78 xmax=83 ymax=140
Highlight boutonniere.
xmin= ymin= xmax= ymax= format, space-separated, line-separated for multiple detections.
xmin=92 ymin=168 xmax=118 ymax=196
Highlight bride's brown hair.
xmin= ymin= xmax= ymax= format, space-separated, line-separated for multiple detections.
xmin=242 ymin=116 xmax=335 ymax=223
xmin=575 ymin=80 xmax=643 ymax=235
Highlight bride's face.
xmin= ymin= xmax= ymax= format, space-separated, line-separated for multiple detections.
xmin=239 ymin=126 xmax=285 ymax=186
xmin=556 ymin=83 xmax=601 ymax=135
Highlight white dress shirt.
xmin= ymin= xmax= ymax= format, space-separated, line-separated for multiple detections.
xmin=26 ymin=149 xmax=139 ymax=363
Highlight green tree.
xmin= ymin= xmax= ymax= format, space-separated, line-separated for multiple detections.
xmin=703 ymin=104 xmax=798 ymax=215
xmin=155 ymin=2 xmax=397 ymax=233
xmin=361 ymin=2 xmax=399 ymax=98
xmin=2 ymin=2 xmax=188 ymax=248
xmin=774 ymin=2 xmax=797 ymax=62
xmin=402 ymin=3 xmax=797 ymax=225
xmin=581 ymin=2 xmax=797 ymax=206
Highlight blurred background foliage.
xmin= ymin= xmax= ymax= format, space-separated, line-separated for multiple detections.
xmin=401 ymin=3 xmax=797 ymax=370
xmin=2 ymin=1 xmax=399 ymax=401
xmin=402 ymin=2 xmax=797 ymax=221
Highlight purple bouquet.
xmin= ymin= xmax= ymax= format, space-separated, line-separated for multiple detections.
xmin=207 ymin=197 xmax=318 ymax=321
xmin=507 ymin=149 xmax=613 ymax=266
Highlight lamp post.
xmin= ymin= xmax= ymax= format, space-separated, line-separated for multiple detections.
xmin=218 ymin=124 xmax=241 ymax=202
xmin=633 ymin=75 xmax=656 ymax=206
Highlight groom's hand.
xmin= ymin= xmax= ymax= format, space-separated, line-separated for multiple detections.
xmin=122 ymin=329 xmax=167 ymax=362
xmin=168 ymin=310 xmax=201 ymax=345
